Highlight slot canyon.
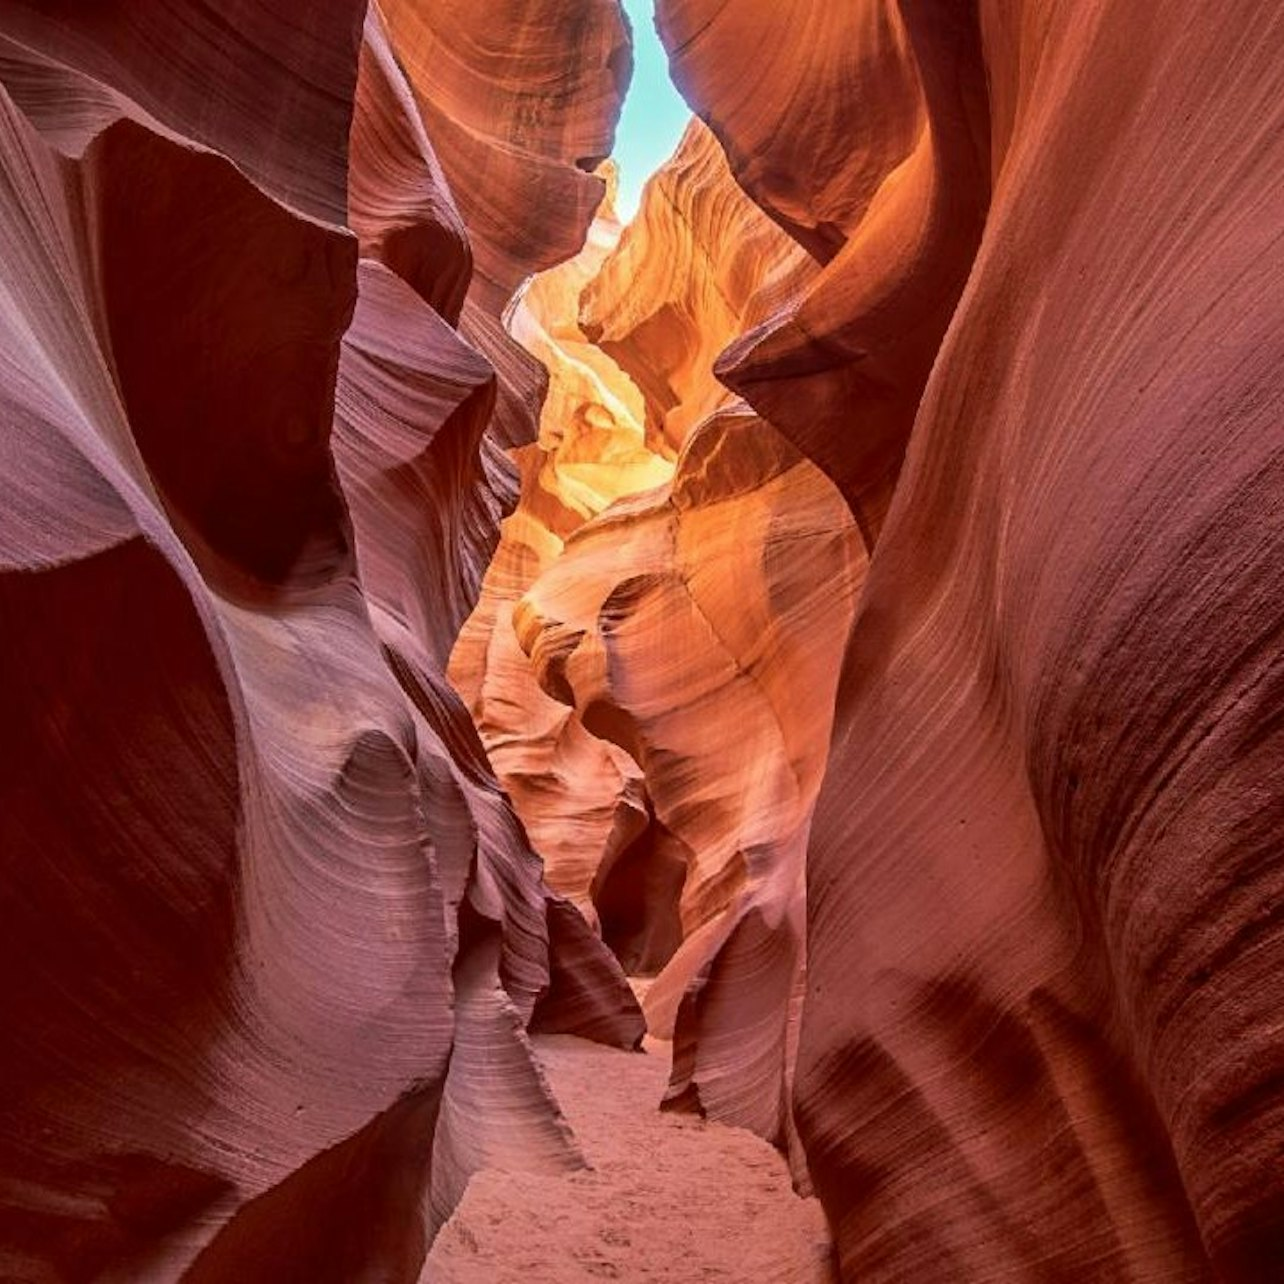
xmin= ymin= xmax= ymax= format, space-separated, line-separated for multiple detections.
xmin=0 ymin=1 xmax=1282 ymax=1281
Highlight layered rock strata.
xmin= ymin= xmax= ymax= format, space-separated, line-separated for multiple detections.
xmin=659 ymin=0 xmax=988 ymax=548
xmin=0 ymin=3 xmax=639 ymax=1279
xmin=450 ymin=171 xmax=667 ymax=936
xmin=453 ymin=115 xmax=864 ymax=1170
xmin=4 ymin=1 xmax=1281 ymax=1279
xmin=581 ymin=118 xmax=818 ymax=456
xmin=659 ymin=0 xmax=1284 ymax=1277
xmin=515 ymin=402 xmax=863 ymax=1158
xmin=380 ymin=0 xmax=633 ymax=459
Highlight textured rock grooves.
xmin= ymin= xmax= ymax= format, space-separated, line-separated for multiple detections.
xmin=1 ymin=2 xmax=1282 ymax=1283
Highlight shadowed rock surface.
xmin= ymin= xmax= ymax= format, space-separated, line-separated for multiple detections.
xmin=2 ymin=1 xmax=1282 ymax=1280
xmin=0 ymin=4 xmax=638 ymax=1280
xmin=451 ymin=119 xmax=863 ymax=1177
xmin=658 ymin=0 xmax=1284 ymax=1278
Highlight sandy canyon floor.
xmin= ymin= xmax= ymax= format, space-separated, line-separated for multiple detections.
xmin=427 ymin=1034 xmax=835 ymax=1283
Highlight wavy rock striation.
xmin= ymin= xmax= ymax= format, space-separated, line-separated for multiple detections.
xmin=452 ymin=113 xmax=864 ymax=1175
xmin=0 ymin=4 xmax=639 ymax=1280
xmin=450 ymin=172 xmax=667 ymax=936
xmin=581 ymin=118 xmax=817 ymax=456
xmin=5 ymin=1 xmax=1282 ymax=1280
xmin=659 ymin=0 xmax=988 ymax=548
xmin=380 ymin=0 xmax=632 ymax=458
xmin=660 ymin=0 xmax=1284 ymax=1277
xmin=515 ymin=402 xmax=862 ymax=1162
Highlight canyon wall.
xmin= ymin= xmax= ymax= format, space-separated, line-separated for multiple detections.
xmin=0 ymin=3 xmax=640 ymax=1280
xmin=658 ymin=0 xmax=1284 ymax=1278
xmin=2 ymin=0 xmax=1281 ymax=1279
xmin=449 ymin=166 xmax=664 ymax=938
xmin=452 ymin=118 xmax=865 ymax=1169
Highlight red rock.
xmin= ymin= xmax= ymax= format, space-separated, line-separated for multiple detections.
xmin=335 ymin=258 xmax=497 ymax=666
xmin=0 ymin=63 xmax=452 ymax=1276
xmin=378 ymin=0 xmax=629 ymax=313
xmin=0 ymin=0 xmax=365 ymax=223
xmin=659 ymin=0 xmax=990 ymax=547
xmin=379 ymin=0 xmax=632 ymax=460
xmin=662 ymin=0 xmax=1284 ymax=1277
xmin=6 ymin=0 xmax=1282 ymax=1278
xmin=0 ymin=4 xmax=639 ymax=1278
xmin=350 ymin=5 xmax=472 ymax=323
xmin=657 ymin=1 xmax=921 ymax=262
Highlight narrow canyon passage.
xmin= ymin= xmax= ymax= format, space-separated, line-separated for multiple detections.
xmin=446 ymin=120 xmax=862 ymax=1141
xmin=426 ymin=1033 xmax=833 ymax=1282
xmin=1 ymin=1 xmax=1282 ymax=1282
xmin=433 ymin=41 xmax=851 ymax=1271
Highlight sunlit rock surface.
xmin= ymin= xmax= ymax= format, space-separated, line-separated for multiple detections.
xmin=450 ymin=170 xmax=664 ymax=931
xmin=3 ymin=0 xmax=1282 ymax=1279
xmin=659 ymin=0 xmax=1284 ymax=1278
xmin=453 ymin=116 xmax=863 ymax=1171
xmin=515 ymin=402 xmax=862 ymax=1162
xmin=581 ymin=118 xmax=817 ymax=456
xmin=0 ymin=4 xmax=639 ymax=1279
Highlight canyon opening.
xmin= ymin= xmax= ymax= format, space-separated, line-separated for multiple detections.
xmin=1 ymin=2 xmax=1282 ymax=1283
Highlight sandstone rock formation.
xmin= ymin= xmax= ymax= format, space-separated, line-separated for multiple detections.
xmin=581 ymin=118 xmax=818 ymax=456
xmin=659 ymin=0 xmax=988 ymax=548
xmin=0 ymin=4 xmax=639 ymax=1279
xmin=659 ymin=0 xmax=1284 ymax=1278
xmin=450 ymin=171 xmax=665 ymax=933
xmin=380 ymin=0 xmax=632 ymax=457
xmin=515 ymin=401 xmax=862 ymax=1158
xmin=452 ymin=115 xmax=864 ymax=1172
xmin=4 ymin=0 xmax=1283 ymax=1280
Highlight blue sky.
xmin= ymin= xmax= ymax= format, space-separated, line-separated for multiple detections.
xmin=613 ymin=0 xmax=692 ymax=220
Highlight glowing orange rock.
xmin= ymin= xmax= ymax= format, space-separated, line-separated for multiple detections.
xmin=516 ymin=401 xmax=862 ymax=1159
xmin=451 ymin=171 xmax=666 ymax=930
xmin=582 ymin=118 xmax=817 ymax=456
xmin=455 ymin=121 xmax=863 ymax=1170
xmin=659 ymin=0 xmax=989 ymax=547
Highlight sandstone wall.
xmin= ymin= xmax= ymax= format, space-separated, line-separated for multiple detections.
xmin=0 ymin=4 xmax=640 ymax=1279
xmin=659 ymin=0 xmax=1284 ymax=1276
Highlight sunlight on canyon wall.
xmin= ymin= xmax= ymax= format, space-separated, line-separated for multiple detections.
xmin=0 ymin=0 xmax=1282 ymax=1280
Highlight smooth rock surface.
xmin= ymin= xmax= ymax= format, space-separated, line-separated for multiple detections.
xmin=451 ymin=115 xmax=864 ymax=1175
xmin=4 ymin=2 xmax=1282 ymax=1280
xmin=659 ymin=0 xmax=1284 ymax=1277
xmin=0 ymin=4 xmax=640 ymax=1278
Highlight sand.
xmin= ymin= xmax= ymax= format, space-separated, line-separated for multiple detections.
xmin=425 ymin=1033 xmax=836 ymax=1282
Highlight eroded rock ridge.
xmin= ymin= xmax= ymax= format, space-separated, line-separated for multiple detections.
xmin=2 ymin=1 xmax=1282 ymax=1281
